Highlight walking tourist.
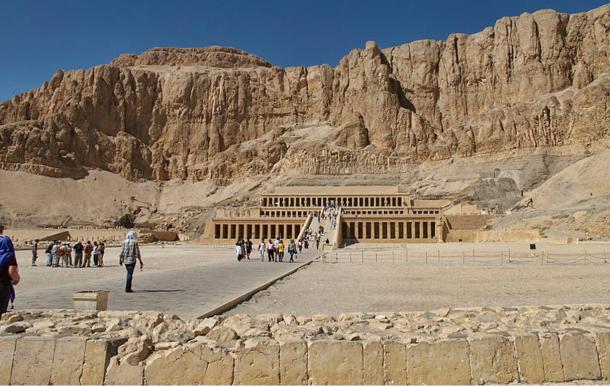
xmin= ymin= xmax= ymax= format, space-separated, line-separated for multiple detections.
xmin=288 ymin=239 xmax=297 ymax=262
xmin=235 ymin=240 xmax=243 ymax=261
xmin=246 ymin=238 xmax=252 ymax=260
xmin=98 ymin=242 xmax=105 ymax=267
xmin=315 ymin=234 xmax=320 ymax=250
xmin=258 ymin=239 xmax=265 ymax=262
xmin=277 ymin=239 xmax=285 ymax=262
xmin=31 ymin=239 xmax=39 ymax=266
xmin=297 ymin=239 xmax=303 ymax=253
xmin=73 ymin=241 xmax=84 ymax=268
xmin=0 ymin=224 xmax=19 ymax=316
xmin=119 ymin=230 xmax=144 ymax=293
xmin=84 ymin=241 xmax=92 ymax=267
xmin=267 ymin=239 xmax=275 ymax=262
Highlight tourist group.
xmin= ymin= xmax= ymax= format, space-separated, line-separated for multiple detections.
xmin=235 ymin=237 xmax=303 ymax=263
xmin=31 ymin=239 xmax=108 ymax=268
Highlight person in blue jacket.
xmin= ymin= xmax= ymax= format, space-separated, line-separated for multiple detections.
xmin=0 ymin=224 xmax=20 ymax=316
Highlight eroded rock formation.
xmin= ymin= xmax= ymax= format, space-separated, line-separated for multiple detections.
xmin=0 ymin=5 xmax=609 ymax=183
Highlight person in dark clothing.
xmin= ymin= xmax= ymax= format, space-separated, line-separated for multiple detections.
xmin=0 ymin=224 xmax=20 ymax=316
xmin=246 ymin=239 xmax=252 ymax=260
xmin=73 ymin=241 xmax=84 ymax=268
xmin=267 ymin=239 xmax=275 ymax=262
xmin=31 ymin=239 xmax=39 ymax=266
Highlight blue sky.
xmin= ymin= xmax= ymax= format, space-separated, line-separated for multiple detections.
xmin=1 ymin=0 xmax=607 ymax=102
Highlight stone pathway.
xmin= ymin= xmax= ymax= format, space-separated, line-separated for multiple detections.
xmin=14 ymin=244 xmax=317 ymax=319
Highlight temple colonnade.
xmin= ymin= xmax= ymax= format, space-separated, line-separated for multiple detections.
xmin=214 ymin=221 xmax=302 ymax=241
xmin=341 ymin=219 xmax=440 ymax=242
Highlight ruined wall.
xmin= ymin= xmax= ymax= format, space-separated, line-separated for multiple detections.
xmin=2 ymin=305 xmax=610 ymax=384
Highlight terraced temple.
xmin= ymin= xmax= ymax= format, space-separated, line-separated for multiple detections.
xmin=203 ymin=186 xmax=459 ymax=244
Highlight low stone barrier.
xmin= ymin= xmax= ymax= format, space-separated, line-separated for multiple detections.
xmin=3 ymin=305 xmax=610 ymax=384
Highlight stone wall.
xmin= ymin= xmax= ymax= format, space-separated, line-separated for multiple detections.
xmin=445 ymin=228 xmax=541 ymax=243
xmin=2 ymin=305 xmax=610 ymax=384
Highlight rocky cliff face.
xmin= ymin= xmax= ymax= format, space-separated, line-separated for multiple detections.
xmin=0 ymin=5 xmax=609 ymax=183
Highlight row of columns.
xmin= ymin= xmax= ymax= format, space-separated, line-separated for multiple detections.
xmin=261 ymin=196 xmax=405 ymax=208
xmin=215 ymin=222 xmax=302 ymax=241
xmin=260 ymin=210 xmax=309 ymax=218
xmin=343 ymin=209 xmax=405 ymax=215
xmin=342 ymin=220 xmax=437 ymax=241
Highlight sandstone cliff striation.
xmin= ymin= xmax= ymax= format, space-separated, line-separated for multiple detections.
xmin=0 ymin=5 xmax=608 ymax=182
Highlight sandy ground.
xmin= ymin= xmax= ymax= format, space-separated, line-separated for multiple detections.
xmin=13 ymin=244 xmax=316 ymax=319
xmin=11 ymin=239 xmax=610 ymax=318
xmin=227 ymin=241 xmax=610 ymax=315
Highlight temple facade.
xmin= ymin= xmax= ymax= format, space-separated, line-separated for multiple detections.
xmin=201 ymin=186 xmax=453 ymax=244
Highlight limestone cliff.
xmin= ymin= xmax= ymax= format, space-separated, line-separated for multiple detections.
xmin=0 ymin=5 xmax=609 ymax=183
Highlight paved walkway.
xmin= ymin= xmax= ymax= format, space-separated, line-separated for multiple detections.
xmin=13 ymin=244 xmax=317 ymax=319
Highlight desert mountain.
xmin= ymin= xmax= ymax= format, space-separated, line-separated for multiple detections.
xmin=0 ymin=5 xmax=609 ymax=234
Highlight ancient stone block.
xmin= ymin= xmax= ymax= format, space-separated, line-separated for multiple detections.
xmin=560 ymin=333 xmax=601 ymax=381
xmin=539 ymin=333 xmax=564 ymax=382
xmin=469 ymin=335 xmax=518 ymax=384
xmin=308 ymin=340 xmax=363 ymax=385
xmin=407 ymin=339 xmax=470 ymax=385
xmin=81 ymin=338 xmax=125 ymax=385
xmin=104 ymin=355 xmax=144 ymax=385
xmin=383 ymin=341 xmax=407 ymax=385
xmin=363 ymin=341 xmax=383 ymax=385
xmin=279 ymin=339 xmax=308 ymax=385
xmin=145 ymin=344 xmax=234 ymax=384
xmin=50 ymin=337 xmax=87 ymax=385
xmin=11 ymin=336 xmax=55 ymax=385
xmin=82 ymin=339 xmax=108 ymax=385
xmin=0 ymin=336 xmax=17 ymax=385
xmin=234 ymin=339 xmax=280 ymax=385
xmin=514 ymin=334 xmax=544 ymax=384
xmin=594 ymin=331 xmax=610 ymax=380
